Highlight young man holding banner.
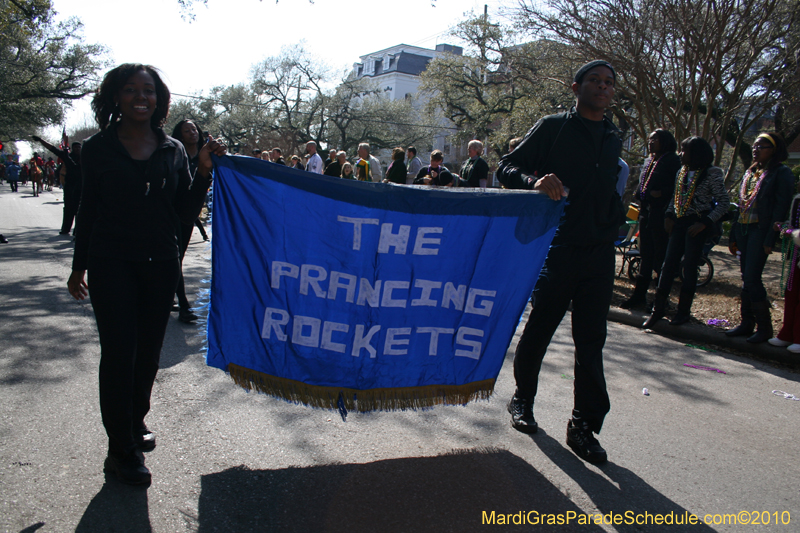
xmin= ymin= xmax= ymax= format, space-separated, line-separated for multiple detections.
xmin=498 ymin=61 xmax=623 ymax=464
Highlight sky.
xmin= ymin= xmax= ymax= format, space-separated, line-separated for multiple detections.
xmin=49 ymin=0 xmax=510 ymax=130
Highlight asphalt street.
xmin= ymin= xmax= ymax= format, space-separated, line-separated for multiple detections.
xmin=1 ymin=184 xmax=799 ymax=533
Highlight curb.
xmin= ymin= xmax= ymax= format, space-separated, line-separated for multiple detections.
xmin=607 ymin=307 xmax=800 ymax=369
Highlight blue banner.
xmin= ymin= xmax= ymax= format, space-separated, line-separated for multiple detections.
xmin=206 ymin=155 xmax=563 ymax=412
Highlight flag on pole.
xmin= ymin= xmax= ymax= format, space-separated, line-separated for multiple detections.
xmin=206 ymin=155 xmax=563 ymax=413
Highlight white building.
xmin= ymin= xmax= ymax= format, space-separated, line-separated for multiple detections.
xmin=350 ymin=44 xmax=465 ymax=173
xmin=351 ymin=43 xmax=463 ymax=102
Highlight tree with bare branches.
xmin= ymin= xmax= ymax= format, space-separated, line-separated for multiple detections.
xmin=513 ymin=0 xmax=799 ymax=182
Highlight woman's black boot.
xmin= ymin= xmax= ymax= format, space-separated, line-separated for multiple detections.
xmin=726 ymin=291 xmax=755 ymax=337
xmin=642 ymin=289 xmax=668 ymax=328
xmin=621 ymin=276 xmax=650 ymax=310
xmin=747 ymin=300 xmax=773 ymax=343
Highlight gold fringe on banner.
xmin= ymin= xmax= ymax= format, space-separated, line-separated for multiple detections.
xmin=227 ymin=363 xmax=496 ymax=412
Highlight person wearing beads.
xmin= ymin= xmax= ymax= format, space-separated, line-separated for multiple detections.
xmin=770 ymin=194 xmax=800 ymax=353
xmin=726 ymin=132 xmax=794 ymax=343
xmin=643 ymin=137 xmax=729 ymax=328
xmin=621 ymin=129 xmax=681 ymax=309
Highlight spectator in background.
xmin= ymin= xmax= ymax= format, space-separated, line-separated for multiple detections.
xmin=414 ymin=150 xmax=454 ymax=186
xmin=643 ymin=136 xmax=730 ymax=328
xmin=31 ymin=136 xmax=83 ymax=235
xmin=728 ymin=132 xmax=794 ymax=343
xmin=305 ymin=141 xmax=324 ymax=174
xmin=406 ymin=146 xmax=422 ymax=184
xmin=251 ymin=148 xmax=262 ymax=158
xmin=325 ymin=151 xmax=346 ymax=177
xmin=460 ymin=140 xmax=489 ymax=188
xmin=6 ymin=159 xmax=20 ymax=192
xmin=621 ymin=129 xmax=681 ymax=310
xmin=290 ymin=155 xmax=305 ymax=171
xmin=271 ymin=148 xmax=286 ymax=165
xmin=384 ymin=147 xmax=407 ymax=184
xmin=508 ymin=137 xmax=523 ymax=153
xmin=356 ymin=143 xmax=383 ymax=182
xmin=324 ymin=149 xmax=337 ymax=171
xmin=341 ymin=162 xmax=355 ymax=180
xmin=260 ymin=151 xmax=271 ymax=162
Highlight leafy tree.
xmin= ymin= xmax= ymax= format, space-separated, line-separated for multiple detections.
xmin=419 ymin=15 xmax=577 ymax=161
xmin=0 ymin=0 xmax=107 ymax=141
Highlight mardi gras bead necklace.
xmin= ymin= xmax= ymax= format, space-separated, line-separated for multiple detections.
xmin=638 ymin=154 xmax=664 ymax=200
xmin=674 ymin=166 xmax=703 ymax=218
xmin=738 ymin=167 xmax=767 ymax=216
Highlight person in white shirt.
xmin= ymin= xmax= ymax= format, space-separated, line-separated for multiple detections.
xmin=305 ymin=141 xmax=324 ymax=174
xmin=405 ymin=146 xmax=423 ymax=184
xmin=356 ymin=142 xmax=383 ymax=182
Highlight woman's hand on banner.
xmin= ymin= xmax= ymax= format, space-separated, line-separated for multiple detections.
xmin=198 ymin=135 xmax=228 ymax=178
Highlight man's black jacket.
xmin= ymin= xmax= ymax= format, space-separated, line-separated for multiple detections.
xmin=498 ymin=107 xmax=623 ymax=246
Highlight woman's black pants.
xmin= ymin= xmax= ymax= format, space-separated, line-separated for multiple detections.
xmin=88 ymin=256 xmax=180 ymax=456
xmin=657 ymin=216 xmax=710 ymax=298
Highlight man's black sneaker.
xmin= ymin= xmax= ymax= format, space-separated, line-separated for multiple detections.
xmin=507 ymin=394 xmax=538 ymax=434
xmin=566 ymin=419 xmax=607 ymax=464
xmin=103 ymin=449 xmax=151 ymax=485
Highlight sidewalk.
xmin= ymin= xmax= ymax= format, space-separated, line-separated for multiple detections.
xmin=607 ymin=306 xmax=800 ymax=368
xmin=611 ymin=242 xmax=800 ymax=369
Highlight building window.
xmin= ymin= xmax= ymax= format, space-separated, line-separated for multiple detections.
xmin=357 ymin=66 xmax=363 ymax=77
xmin=374 ymin=59 xmax=383 ymax=75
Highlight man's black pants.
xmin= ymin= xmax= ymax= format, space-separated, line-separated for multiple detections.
xmin=513 ymin=243 xmax=614 ymax=434
xmin=88 ymin=256 xmax=180 ymax=455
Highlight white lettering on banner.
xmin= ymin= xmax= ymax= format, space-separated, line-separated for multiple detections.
xmin=412 ymin=227 xmax=443 ymax=255
xmin=262 ymin=307 xmax=289 ymax=340
xmin=337 ymin=216 xmax=443 ymax=256
xmin=292 ymin=315 xmax=321 ymax=347
xmin=442 ymin=282 xmax=466 ymax=311
xmin=378 ymin=223 xmax=411 ymax=254
xmin=411 ymin=279 xmax=441 ymax=307
xmin=269 ymin=261 xmax=495 ymax=314
xmin=465 ymin=289 xmax=497 ymax=317
xmin=328 ymin=271 xmax=357 ymax=303
xmin=381 ymin=281 xmax=410 ymax=308
xmin=455 ymin=327 xmax=484 ymax=359
xmin=384 ymin=328 xmax=412 ymax=355
xmin=357 ymin=278 xmax=381 ymax=307
xmin=338 ymin=216 xmax=379 ymax=251
xmin=262 ymin=307 xmax=485 ymax=360
xmin=300 ymin=264 xmax=327 ymax=297
xmin=271 ymin=261 xmax=299 ymax=289
xmin=352 ymin=324 xmax=381 ymax=358
xmin=321 ymin=321 xmax=349 ymax=353
xmin=416 ymin=327 xmax=455 ymax=356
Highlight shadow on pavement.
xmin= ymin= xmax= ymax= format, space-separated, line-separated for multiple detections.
xmin=196 ymin=449 xmax=603 ymax=533
xmin=532 ymin=431 xmax=715 ymax=532
xmin=74 ymin=479 xmax=151 ymax=533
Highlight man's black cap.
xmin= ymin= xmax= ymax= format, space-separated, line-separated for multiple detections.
xmin=574 ymin=60 xmax=616 ymax=84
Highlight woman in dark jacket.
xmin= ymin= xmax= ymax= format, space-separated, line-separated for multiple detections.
xmin=622 ymin=129 xmax=681 ymax=309
xmin=726 ymin=132 xmax=794 ymax=343
xmin=643 ymin=137 xmax=729 ymax=328
xmin=384 ymin=147 xmax=407 ymax=184
xmin=67 ymin=64 xmax=226 ymax=485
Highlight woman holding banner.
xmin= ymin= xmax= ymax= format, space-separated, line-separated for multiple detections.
xmin=67 ymin=64 xmax=226 ymax=485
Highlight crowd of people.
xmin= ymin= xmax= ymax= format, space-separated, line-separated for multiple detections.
xmin=242 ymin=139 xmax=492 ymax=189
